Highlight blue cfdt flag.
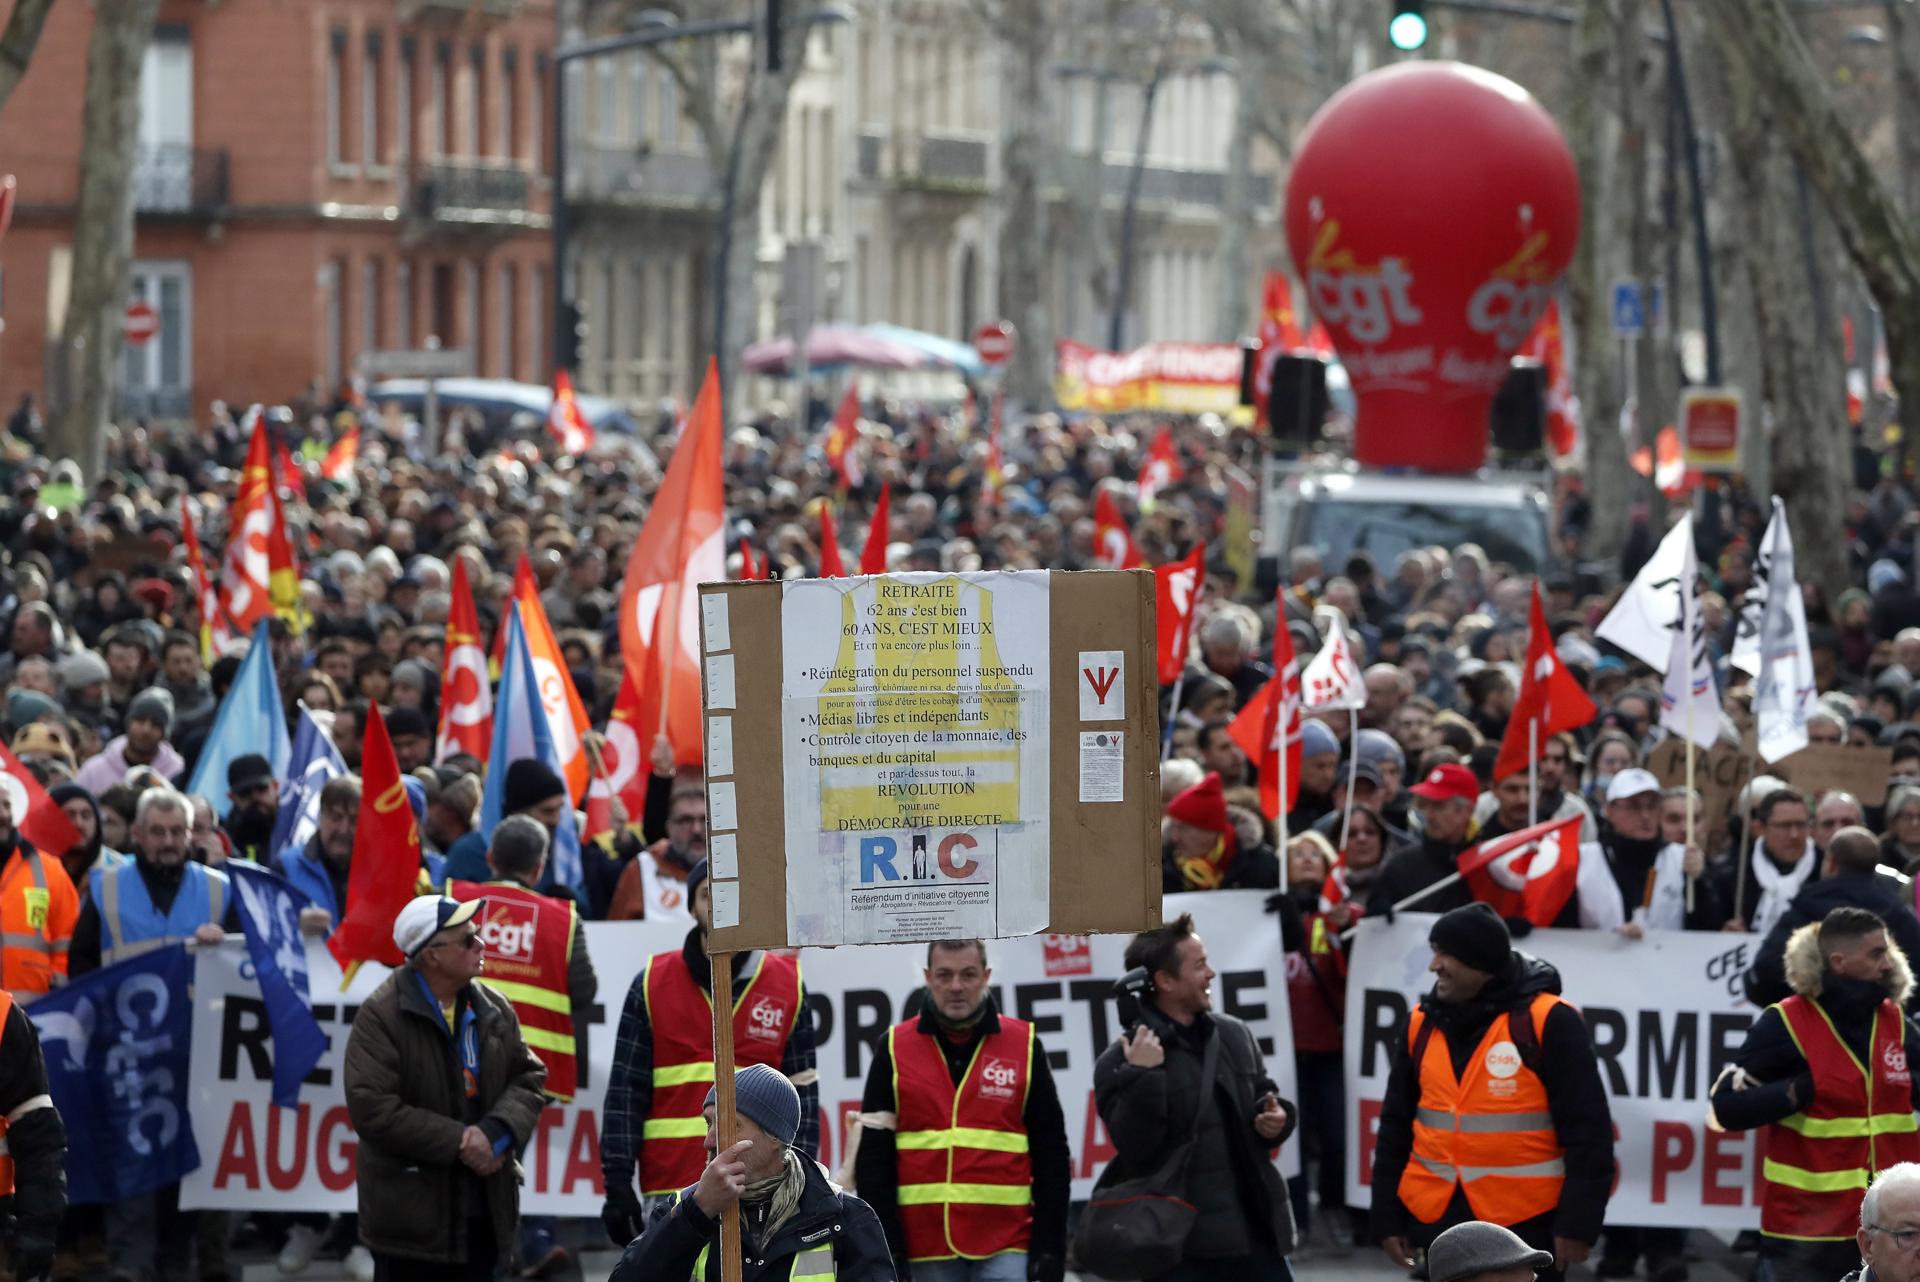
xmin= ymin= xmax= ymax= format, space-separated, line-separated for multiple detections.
xmin=270 ymin=705 xmax=348 ymax=860
xmin=187 ymin=621 xmax=291 ymax=818
xmin=26 ymin=945 xmax=200 ymax=1203
xmin=228 ymin=860 xmax=329 ymax=1108
xmin=480 ymin=603 xmax=585 ymax=893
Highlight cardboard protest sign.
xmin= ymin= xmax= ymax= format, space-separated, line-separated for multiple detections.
xmin=698 ymin=571 xmax=1163 ymax=951
xmin=1645 ymin=736 xmax=1747 ymax=831
xmin=1773 ymin=742 xmax=1893 ymax=806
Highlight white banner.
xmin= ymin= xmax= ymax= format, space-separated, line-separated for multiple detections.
xmin=181 ymin=890 xmax=1296 ymax=1212
xmin=1343 ymin=914 xmax=1763 ymax=1229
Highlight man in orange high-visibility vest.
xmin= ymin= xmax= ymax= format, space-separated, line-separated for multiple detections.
xmin=1370 ymin=904 xmax=1614 ymax=1282
xmin=1712 ymin=905 xmax=1920 ymax=1282
xmin=856 ymin=939 xmax=1071 ymax=1282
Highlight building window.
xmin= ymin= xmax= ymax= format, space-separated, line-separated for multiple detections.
xmin=397 ymin=37 xmax=414 ymax=165
xmin=362 ymin=258 xmax=382 ymax=355
xmin=594 ymin=58 xmax=617 ymax=144
xmin=326 ymin=30 xmax=348 ymax=166
xmin=120 ymin=262 xmax=192 ymax=419
xmin=600 ymin=257 xmax=616 ymax=371
xmin=396 ymin=260 xmax=413 ymax=347
xmin=658 ymin=68 xmax=677 ymax=147
xmin=631 ymin=259 xmax=648 ymax=378
xmin=468 ymin=45 xmax=485 ymax=159
xmin=530 ymin=265 xmax=547 ymax=377
xmin=502 ymin=48 xmax=520 ymax=162
xmin=323 ymin=258 xmax=345 ymax=389
xmin=532 ymin=54 xmax=548 ymax=175
xmin=497 ymin=264 xmax=516 ymax=378
xmin=433 ymin=42 xmax=452 ymax=159
xmin=363 ymin=32 xmax=385 ymax=167
xmin=463 ymin=260 xmax=480 ymax=356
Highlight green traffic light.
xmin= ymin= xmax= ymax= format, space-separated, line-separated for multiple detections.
xmin=1389 ymin=11 xmax=1428 ymax=50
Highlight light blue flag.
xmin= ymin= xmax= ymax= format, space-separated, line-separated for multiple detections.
xmin=187 ymin=621 xmax=292 ymax=817
xmin=228 ymin=860 xmax=328 ymax=1108
xmin=270 ymin=705 xmax=348 ymax=860
xmin=480 ymin=604 xmax=584 ymax=893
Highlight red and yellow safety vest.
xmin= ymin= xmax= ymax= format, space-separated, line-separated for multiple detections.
xmin=1399 ymin=992 xmax=1568 ymax=1226
xmin=892 ymin=1016 xmax=1035 ymax=1261
xmin=1762 ymin=994 xmax=1920 ymax=1241
xmin=2 ymin=847 xmax=77 ymax=997
xmin=447 ymin=879 xmax=579 ymax=1100
xmin=641 ymin=949 xmax=801 ymax=1196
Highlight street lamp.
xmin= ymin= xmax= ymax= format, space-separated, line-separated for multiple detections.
xmin=549 ymin=3 xmax=851 ymax=377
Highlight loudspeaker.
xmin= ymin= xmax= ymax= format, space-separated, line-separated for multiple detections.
xmin=1490 ymin=361 xmax=1546 ymax=454
xmin=1268 ymin=354 xmax=1330 ymax=443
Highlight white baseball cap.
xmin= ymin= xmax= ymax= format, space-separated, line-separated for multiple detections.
xmin=392 ymin=895 xmax=482 ymax=958
xmin=1605 ymin=767 xmax=1663 ymax=804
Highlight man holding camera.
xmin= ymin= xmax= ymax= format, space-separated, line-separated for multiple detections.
xmin=1093 ymin=913 xmax=1298 ymax=1281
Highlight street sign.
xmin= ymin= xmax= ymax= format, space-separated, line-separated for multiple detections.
xmin=973 ymin=320 xmax=1016 ymax=366
xmin=1611 ymin=280 xmax=1645 ymax=337
xmin=123 ymin=300 xmax=158 ymax=346
xmin=354 ymin=348 xmax=474 ymax=378
xmin=1680 ymin=386 xmax=1742 ymax=473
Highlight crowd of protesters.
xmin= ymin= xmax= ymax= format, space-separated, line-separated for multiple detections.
xmin=4 ymin=380 xmax=1920 ymax=1282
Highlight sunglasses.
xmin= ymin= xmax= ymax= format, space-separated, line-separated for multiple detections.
xmin=429 ymin=930 xmax=483 ymax=952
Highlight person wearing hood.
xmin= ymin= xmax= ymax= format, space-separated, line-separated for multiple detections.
xmin=223 ymin=752 xmax=281 ymax=865
xmin=1371 ymin=905 xmax=1614 ymax=1282
xmin=600 ymin=860 xmax=817 ymax=1249
xmin=1741 ymin=826 xmax=1920 ymax=1011
xmin=1710 ymin=907 xmax=1920 ymax=1282
xmin=73 ymin=687 xmax=185 ymax=795
xmin=0 ymin=770 xmax=79 ymax=997
xmin=612 ymin=1065 xmax=895 ymax=1282
xmin=1715 ymin=789 xmax=1822 ymax=936
xmin=48 ymin=781 xmax=128 ymax=887
xmin=854 ymin=937 xmax=1070 ymax=1281
xmin=1161 ymin=772 xmax=1277 ymax=892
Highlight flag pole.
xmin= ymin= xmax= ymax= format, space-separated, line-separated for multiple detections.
xmin=1161 ymin=672 xmax=1185 ymax=761
xmin=1339 ymin=708 xmax=1359 ymax=852
xmin=1734 ymin=749 xmax=1756 ymax=928
xmin=1528 ymin=720 xmax=1539 ymax=828
xmin=1277 ymin=721 xmax=1291 ymax=895
xmin=1685 ymin=729 xmax=1697 ymax=914
xmin=1340 ymin=871 xmax=1466 ymax=941
xmin=712 ymin=949 xmax=743 ymax=1282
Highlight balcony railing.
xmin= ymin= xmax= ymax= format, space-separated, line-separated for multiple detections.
xmin=132 ymin=145 xmax=230 ymax=216
xmin=412 ymin=161 xmax=532 ymax=224
xmin=566 ymin=146 xmax=715 ymax=208
xmin=397 ymin=0 xmax=522 ymax=22
xmin=916 ymin=134 xmax=989 ymax=187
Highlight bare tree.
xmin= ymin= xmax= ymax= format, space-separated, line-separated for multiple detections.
xmin=1701 ymin=0 xmax=1920 ymax=481
xmin=986 ymin=0 xmax=1056 ymax=410
xmin=51 ymin=0 xmax=161 ymax=482
xmin=0 ymin=0 xmax=54 ymax=118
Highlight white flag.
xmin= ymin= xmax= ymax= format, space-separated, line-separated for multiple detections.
xmin=1657 ymin=517 xmax=1721 ymax=750
xmin=1301 ymin=625 xmax=1366 ymax=711
xmin=1597 ymin=517 xmax=1696 ymax=671
xmin=1741 ymin=499 xmax=1816 ymax=762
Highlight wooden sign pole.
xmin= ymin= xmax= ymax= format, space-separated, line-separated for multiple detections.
xmin=712 ymin=949 xmax=743 ymax=1282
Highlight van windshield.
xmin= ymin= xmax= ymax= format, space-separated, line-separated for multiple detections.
xmin=1297 ymin=498 xmax=1548 ymax=573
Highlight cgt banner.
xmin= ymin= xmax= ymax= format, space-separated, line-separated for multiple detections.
xmin=180 ymin=890 xmax=1297 ymax=1213
xmin=1343 ymin=914 xmax=1764 ymax=1229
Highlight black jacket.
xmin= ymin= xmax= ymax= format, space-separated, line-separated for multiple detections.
xmin=1365 ymin=837 xmax=1475 ymax=918
xmin=1744 ymin=870 xmax=1920 ymax=1010
xmin=1160 ymin=840 xmax=1279 ymax=894
xmin=612 ymin=1159 xmax=895 ymax=1282
xmin=1093 ymin=1004 xmax=1297 ymax=1261
xmin=1 ymin=1002 xmax=66 ymax=1248
xmin=1369 ymin=954 xmax=1615 ymax=1246
xmin=854 ymin=994 xmax=1070 ymax=1274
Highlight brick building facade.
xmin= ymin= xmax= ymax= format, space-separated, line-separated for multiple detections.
xmin=0 ymin=0 xmax=555 ymax=422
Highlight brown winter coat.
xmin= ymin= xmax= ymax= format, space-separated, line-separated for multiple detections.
xmin=343 ymin=966 xmax=549 ymax=1264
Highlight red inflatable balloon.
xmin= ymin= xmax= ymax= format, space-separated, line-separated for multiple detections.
xmin=1284 ymin=62 xmax=1580 ymax=473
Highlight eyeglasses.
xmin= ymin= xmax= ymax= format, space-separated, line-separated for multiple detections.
xmin=1869 ymin=1224 xmax=1920 ymax=1252
xmin=429 ymin=930 xmax=482 ymax=952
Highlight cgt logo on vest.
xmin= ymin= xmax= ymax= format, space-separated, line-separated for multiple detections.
xmin=1888 ymin=1041 xmax=1911 ymax=1085
xmin=477 ymin=901 xmax=537 ymax=962
xmin=1484 ymin=1040 xmax=1523 ymax=1096
xmin=746 ymin=994 xmax=788 ymax=1045
xmin=858 ymin=831 xmax=991 ymax=885
xmin=978 ymin=1057 xmax=1019 ymax=1101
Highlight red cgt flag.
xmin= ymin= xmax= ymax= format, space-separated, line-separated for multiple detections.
xmin=1492 ymin=582 xmax=1598 ymax=782
xmin=489 ymin=554 xmax=539 ymax=681
xmin=859 ymin=486 xmax=892 ymax=576
xmin=824 ymin=384 xmax=864 ymax=490
xmin=1154 ymin=545 xmax=1206 ymax=687
xmin=817 ymin=503 xmax=846 ymax=578
xmin=0 ymin=740 xmax=81 ymax=857
xmin=619 ymin=357 xmax=727 ymax=768
xmin=436 ymin=558 xmax=492 ymax=763
xmin=548 ymin=369 xmax=595 ymax=454
xmin=1093 ymin=491 xmax=1143 ymax=570
xmin=320 ymin=425 xmax=360 ymax=481
xmin=329 ymin=704 xmax=423 ymax=972
xmin=1458 ymin=813 xmax=1585 ymax=927
xmin=1256 ymin=591 xmax=1303 ymax=822
xmin=600 ymin=664 xmax=651 ymax=826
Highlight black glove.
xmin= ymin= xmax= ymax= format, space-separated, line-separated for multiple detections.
xmin=10 ymin=1233 xmax=55 ymax=1282
xmin=1027 ymin=1251 xmax=1065 ymax=1282
xmin=602 ymin=1187 xmax=645 ymax=1247
xmin=1263 ymin=891 xmax=1287 ymax=915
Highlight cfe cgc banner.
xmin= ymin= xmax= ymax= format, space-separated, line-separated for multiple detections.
xmin=180 ymin=889 xmax=1297 ymax=1214
xmin=1343 ymin=914 xmax=1765 ymax=1230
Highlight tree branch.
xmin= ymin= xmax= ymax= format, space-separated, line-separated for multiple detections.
xmin=0 ymin=0 xmax=55 ymax=119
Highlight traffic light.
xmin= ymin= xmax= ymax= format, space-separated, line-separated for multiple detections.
xmin=1389 ymin=1 xmax=1428 ymax=51
xmin=556 ymin=299 xmax=586 ymax=374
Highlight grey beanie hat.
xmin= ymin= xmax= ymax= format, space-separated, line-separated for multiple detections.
xmin=127 ymin=686 xmax=176 ymax=734
xmin=702 ymin=1064 xmax=801 ymax=1145
xmin=6 ymin=688 xmax=58 ymax=729
xmin=58 ymin=649 xmax=112 ymax=691
xmin=1426 ymin=1221 xmax=1553 ymax=1282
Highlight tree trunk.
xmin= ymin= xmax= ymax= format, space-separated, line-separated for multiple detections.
xmin=1212 ymin=56 xmax=1255 ymax=343
xmin=0 ymin=0 xmax=55 ymax=119
xmin=52 ymin=0 xmax=161 ymax=483
xmin=1885 ymin=0 xmax=1920 ymax=223
xmin=1567 ymin=0 xmax=1646 ymax=571
xmin=996 ymin=0 xmax=1054 ymax=411
xmin=1701 ymin=0 xmax=1920 ymax=481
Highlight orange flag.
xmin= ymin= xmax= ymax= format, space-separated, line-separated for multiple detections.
xmin=221 ymin=418 xmax=300 ymax=632
xmin=548 ymin=369 xmax=595 ymax=454
xmin=818 ymin=503 xmax=846 ymax=578
xmin=329 ymin=704 xmax=422 ymax=972
xmin=514 ymin=572 xmax=594 ymax=802
xmin=181 ymin=496 xmax=232 ymax=663
xmin=489 ymin=554 xmax=538 ymax=680
xmin=436 ymin=558 xmax=493 ymax=763
xmin=320 ymin=425 xmax=360 ymax=481
xmin=858 ymin=487 xmax=892 ymax=576
xmin=824 ymin=383 xmax=864 ymax=489
xmin=618 ymin=357 xmax=726 ymax=767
